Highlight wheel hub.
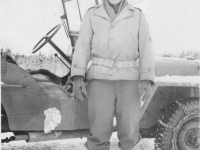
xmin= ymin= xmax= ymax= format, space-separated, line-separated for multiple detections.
xmin=185 ymin=128 xmax=200 ymax=147
xmin=176 ymin=115 xmax=200 ymax=150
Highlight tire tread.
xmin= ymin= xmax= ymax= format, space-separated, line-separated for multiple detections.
xmin=155 ymin=97 xmax=199 ymax=150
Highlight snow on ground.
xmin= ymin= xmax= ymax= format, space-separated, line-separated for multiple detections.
xmin=156 ymin=75 xmax=200 ymax=85
xmin=1 ymin=132 xmax=154 ymax=150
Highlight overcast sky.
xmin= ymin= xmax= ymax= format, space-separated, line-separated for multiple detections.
xmin=0 ymin=0 xmax=200 ymax=56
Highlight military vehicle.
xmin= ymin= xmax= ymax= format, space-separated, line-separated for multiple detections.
xmin=1 ymin=0 xmax=199 ymax=150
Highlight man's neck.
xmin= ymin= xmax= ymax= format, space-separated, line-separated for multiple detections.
xmin=108 ymin=1 xmax=121 ymax=13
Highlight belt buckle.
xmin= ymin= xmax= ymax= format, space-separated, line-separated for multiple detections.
xmin=108 ymin=60 xmax=114 ymax=68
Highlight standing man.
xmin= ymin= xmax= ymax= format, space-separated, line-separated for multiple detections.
xmin=71 ymin=0 xmax=155 ymax=149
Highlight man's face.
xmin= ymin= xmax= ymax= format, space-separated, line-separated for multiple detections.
xmin=108 ymin=0 xmax=122 ymax=4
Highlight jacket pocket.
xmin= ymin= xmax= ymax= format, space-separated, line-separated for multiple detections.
xmin=126 ymin=32 xmax=138 ymax=58
xmin=91 ymin=34 xmax=101 ymax=55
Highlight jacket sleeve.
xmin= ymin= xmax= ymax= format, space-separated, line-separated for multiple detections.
xmin=71 ymin=10 xmax=93 ymax=77
xmin=138 ymin=11 xmax=155 ymax=83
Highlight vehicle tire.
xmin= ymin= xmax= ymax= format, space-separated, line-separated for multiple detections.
xmin=155 ymin=97 xmax=200 ymax=150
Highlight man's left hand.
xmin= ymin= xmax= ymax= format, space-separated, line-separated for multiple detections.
xmin=140 ymin=80 xmax=152 ymax=102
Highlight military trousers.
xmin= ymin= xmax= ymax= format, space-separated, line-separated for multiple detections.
xmin=85 ymin=79 xmax=141 ymax=150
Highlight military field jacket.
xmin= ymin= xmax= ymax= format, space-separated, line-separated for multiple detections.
xmin=71 ymin=3 xmax=155 ymax=82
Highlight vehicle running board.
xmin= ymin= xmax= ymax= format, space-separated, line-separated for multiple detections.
xmin=2 ymin=130 xmax=90 ymax=143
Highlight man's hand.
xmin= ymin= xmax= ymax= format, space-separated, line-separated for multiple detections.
xmin=73 ymin=76 xmax=87 ymax=101
xmin=140 ymin=80 xmax=152 ymax=102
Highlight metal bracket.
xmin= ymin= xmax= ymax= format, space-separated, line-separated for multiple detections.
xmin=158 ymin=119 xmax=176 ymax=132
xmin=175 ymin=100 xmax=190 ymax=115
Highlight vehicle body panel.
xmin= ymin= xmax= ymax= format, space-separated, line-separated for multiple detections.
xmin=140 ymin=79 xmax=199 ymax=128
xmin=1 ymin=55 xmax=89 ymax=131
xmin=154 ymin=57 xmax=199 ymax=77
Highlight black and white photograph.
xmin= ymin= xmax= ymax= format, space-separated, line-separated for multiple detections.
xmin=1 ymin=0 xmax=200 ymax=150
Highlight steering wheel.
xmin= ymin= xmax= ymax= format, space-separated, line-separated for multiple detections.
xmin=32 ymin=24 xmax=61 ymax=53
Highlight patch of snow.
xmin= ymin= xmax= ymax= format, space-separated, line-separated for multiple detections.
xmin=44 ymin=107 xmax=62 ymax=134
xmin=1 ymin=132 xmax=155 ymax=150
xmin=156 ymin=75 xmax=200 ymax=86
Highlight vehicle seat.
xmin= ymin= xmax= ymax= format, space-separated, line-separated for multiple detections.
xmin=1 ymin=53 xmax=70 ymax=100
xmin=32 ymin=74 xmax=51 ymax=82
xmin=32 ymin=74 xmax=69 ymax=99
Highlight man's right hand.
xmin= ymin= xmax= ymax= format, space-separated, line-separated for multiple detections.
xmin=73 ymin=76 xmax=87 ymax=101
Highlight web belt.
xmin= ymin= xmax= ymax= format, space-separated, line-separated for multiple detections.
xmin=92 ymin=57 xmax=137 ymax=69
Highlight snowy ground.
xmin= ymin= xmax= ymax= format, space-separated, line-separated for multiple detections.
xmin=1 ymin=132 xmax=154 ymax=150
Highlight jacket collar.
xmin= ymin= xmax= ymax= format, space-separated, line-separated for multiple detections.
xmin=93 ymin=4 xmax=110 ymax=21
xmin=112 ymin=4 xmax=135 ymax=25
xmin=93 ymin=4 xmax=135 ymax=24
